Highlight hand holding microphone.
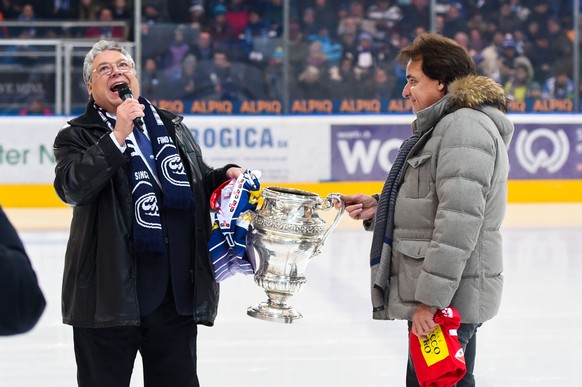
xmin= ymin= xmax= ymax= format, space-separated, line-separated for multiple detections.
xmin=114 ymin=84 xmax=145 ymax=131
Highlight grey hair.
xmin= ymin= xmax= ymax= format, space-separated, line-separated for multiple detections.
xmin=82 ymin=40 xmax=136 ymax=84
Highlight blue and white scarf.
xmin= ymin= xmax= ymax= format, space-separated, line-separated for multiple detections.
xmin=95 ymin=97 xmax=194 ymax=253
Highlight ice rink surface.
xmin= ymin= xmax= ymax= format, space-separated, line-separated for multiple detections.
xmin=1 ymin=204 xmax=581 ymax=387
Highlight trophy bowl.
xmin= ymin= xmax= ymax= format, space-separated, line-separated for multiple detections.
xmin=246 ymin=186 xmax=345 ymax=323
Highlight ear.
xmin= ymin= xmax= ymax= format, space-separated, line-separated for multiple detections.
xmin=87 ymin=82 xmax=93 ymax=95
xmin=437 ymin=81 xmax=446 ymax=92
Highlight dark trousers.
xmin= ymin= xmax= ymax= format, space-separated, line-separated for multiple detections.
xmin=406 ymin=321 xmax=481 ymax=387
xmin=73 ymin=289 xmax=199 ymax=387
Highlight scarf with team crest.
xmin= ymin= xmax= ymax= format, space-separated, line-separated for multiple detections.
xmin=95 ymin=97 xmax=194 ymax=254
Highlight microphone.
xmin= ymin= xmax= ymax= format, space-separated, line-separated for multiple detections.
xmin=115 ymin=84 xmax=144 ymax=130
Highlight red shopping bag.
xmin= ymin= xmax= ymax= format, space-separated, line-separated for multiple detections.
xmin=409 ymin=307 xmax=466 ymax=387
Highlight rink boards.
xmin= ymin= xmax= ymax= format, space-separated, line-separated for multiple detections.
xmin=1 ymin=114 xmax=580 ymax=207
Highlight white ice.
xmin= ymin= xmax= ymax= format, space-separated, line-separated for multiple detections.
xmin=1 ymin=206 xmax=581 ymax=387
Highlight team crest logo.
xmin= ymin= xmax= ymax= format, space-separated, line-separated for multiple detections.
xmin=160 ymin=148 xmax=189 ymax=186
xmin=134 ymin=189 xmax=161 ymax=229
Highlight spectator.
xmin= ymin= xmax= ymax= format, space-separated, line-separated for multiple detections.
xmin=326 ymin=51 xmax=358 ymax=99
xmin=353 ymin=31 xmax=376 ymax=77
xmin=546 ymin=16 xmax=572 ymax=61
xmin=375 ymin=38 xmax=398 ymax=72
xmin=337 ymin=16 xmax=360 ymax=60
xmin=344 ymin=0 xmax=376 ymax=37
xmin=479 ymin=30 xmax=504 ymax=83
xmin=371 ymin=66 xmax=395 ymax=99
xmin=241 ymin=8 xmax=269 ymax=41
xmin=366 ymin=0 xmax=402 ymax=41
xmin=411 ymin=25 xmax=428 ymax=39
xmin=142 ymin=2 xmax=163 ymax=25
xmin=508 ymin=0 xmax=531 ymax=22
xmin=524 ymin=18 xmax=542 ymax=42
xmin=434 ymin=13 xmax=445 ymax=35
xmin=219 ymin=51 xmax=260 ymax=100
xmin=111 ymin=0 xmax=131 ymax=20
xmin=511 ymin=28 xmax=529 ymax=56
xmin=504 ymin=62 xmax=541 ymax=101
xmin=525 ymin=32 xmax=556 ymax=85
xmin=542 ymin=67 xmax=575 ymax=100
xmin=2 ymin=4 xmax=44 ymax=65
xmin=239 ymin=8 xmax=273 ymax=66
xmin=208 ymin=50 xmax=247 ymax=100
xmin=300 ymin=7 xmax=319 ymax=37
xmin=498 ymin=34 xmax=533 ymax=85
xmin=433 ymin=0 xmax=461 ymax=16
xmin=466 ymin=9 xmax=488 ymax=35
xmin=496 ymin=2 xmax=522 ymax=34
xmin=0 ymin=0 xmax=20 ymax=19
xmin=304 ymin=39 xmax=328 ymax=70
xmin=225 ymin=0 xmax=248 ymax=37
xmin=528 ymin=81 xmax=543 ymax=99
xmin=161 ymin=25 xmax=192 ymax=72
xmin=296 ymin=65 xmax=329 ymax=99
xmin=400 ymin=0 xmax=430 ymax=32
xmin=265 ymin=46 xmax=285 ymax=100
xmin=19 ymin=97 xmax=53 ymax=115
xmin=85 ymin=7 xmax=125 ymax=39
xmin=141 ymin=57 xmax=164 ymax=98
xmin=307 ymin=27 xmax=343 ymax=67
xmin=287 ymin=18 xmax=310 ymax=78
xmin=166 ymin=53 xmax=211 ymax=100
xmin=442 ymin=3 xmax=467 ymax=38
xmin=523 ymin=0 xmax=551 ymax=35
xmin=262 ymin=0 xmax=289 ymax=37
xmin=453 ymin=31 xmax=470 ymax=52
xmin=467 ymin=27 xmax=486 ymax=56
xmin=191 ymin=31 xmax=215 ymax=62
xmin=13 ymin=3 xmax=36 ymax=38
xmin=33 ymin=0 xmax=78 ymax=20
xmin=78 ymin=0 xmax=100 ymax=21
xmin=313 ymin=0 xmax=336 ymax=38
xmin=206 ymin=3 xmax=235 ymax=52
xmin=187 ymin=3 xmax=206 ymax=32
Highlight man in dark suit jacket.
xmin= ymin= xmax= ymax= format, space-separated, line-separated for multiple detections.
xmin=53 ymin=40 xmax=243 ymax=387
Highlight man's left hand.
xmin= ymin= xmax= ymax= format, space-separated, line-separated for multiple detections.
xmin=411 ymin=303 xmax=438 ymax=339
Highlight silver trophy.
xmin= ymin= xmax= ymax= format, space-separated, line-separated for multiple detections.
xmin=246 ymin=186 xmax=345 ymax=323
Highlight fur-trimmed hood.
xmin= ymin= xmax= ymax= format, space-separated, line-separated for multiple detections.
xmin=447 ymin=75 xmax=508 ymax=113
xmin=414 ymin=75 xmax=513 ymax=146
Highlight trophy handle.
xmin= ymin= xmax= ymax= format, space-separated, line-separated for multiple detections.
xmin=313 ymin=193 xmax=345 ymax=256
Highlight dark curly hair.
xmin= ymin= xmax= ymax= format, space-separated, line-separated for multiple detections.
xmin=397 ymin=33 xmax=476 ymax=94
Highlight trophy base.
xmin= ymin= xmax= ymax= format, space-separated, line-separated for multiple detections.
xmin=247 ymin=301 xmax=303 ymax=323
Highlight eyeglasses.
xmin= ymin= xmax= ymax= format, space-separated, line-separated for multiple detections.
xmin=92 ymin=60 xmax=133 ymax=78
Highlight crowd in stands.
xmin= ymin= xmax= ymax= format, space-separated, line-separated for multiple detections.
xmin=0 ymin=0 xmax=580 ymax=107
xmin=0 ymin=1 xmax=131 ymax=39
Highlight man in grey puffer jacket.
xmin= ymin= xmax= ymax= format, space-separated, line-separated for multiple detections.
xmin=341 ymin=33 xmax=514 ymax=386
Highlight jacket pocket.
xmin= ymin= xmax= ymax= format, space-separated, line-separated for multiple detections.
xmin=395 ymin=239 xmax=430 ymax=302
xmin=405 ymin=153 xmax=432 ymax=198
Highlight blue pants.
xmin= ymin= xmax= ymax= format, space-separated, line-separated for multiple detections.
xmin=406 ymin=321 xmax=481 ymax=387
